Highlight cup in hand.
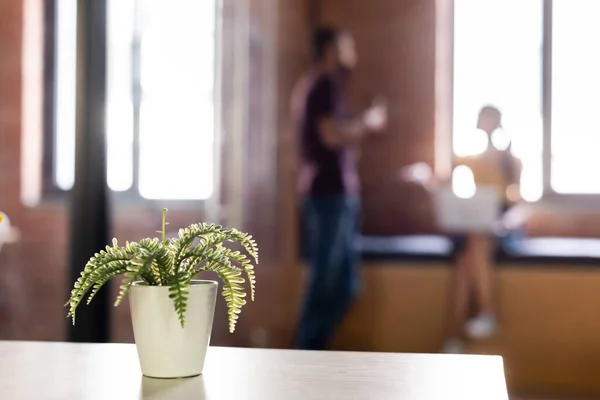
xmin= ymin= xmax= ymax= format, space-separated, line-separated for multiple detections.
xmin=363 ymin=96 xmax=388 ymax=132
xmin=400 ymin=162 xmax=432 ymax=185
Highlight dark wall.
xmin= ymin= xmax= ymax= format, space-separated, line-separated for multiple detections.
xmin=318 ymin=0 xmax=437 ymax=235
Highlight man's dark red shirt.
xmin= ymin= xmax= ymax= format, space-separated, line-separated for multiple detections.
xmin=291 ymin=72 xmax=358 ymax=197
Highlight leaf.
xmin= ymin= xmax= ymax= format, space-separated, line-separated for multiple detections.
xmin=86 ymin=263 xmax=129 ymax=305
xmin=114 ymin=252 xmax=156 ymax=307
xmin=135 ymin=238 xmax=172 ymax=286
xmin=66 ymin=245 xmax=136 ymax=324
xmin=188 ymin=246 xmax=234 ymax=272
xmin=167 ymin=272 xmax=192 ymax=327
xmin=216 ymin=266 xmax=247 ymax=333
xmin=212 ymin=247 xmax=256 ymax=301
xmin=173 ymin=225 xmax=213 ymax=260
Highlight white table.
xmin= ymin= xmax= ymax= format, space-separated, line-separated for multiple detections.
xmin=0 ymin=341 xmax=508 ymax=399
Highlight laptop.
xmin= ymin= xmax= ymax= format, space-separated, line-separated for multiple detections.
xmin=434 ymin=185 xmax=501 ymax=233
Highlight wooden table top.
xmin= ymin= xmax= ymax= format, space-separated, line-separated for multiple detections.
xmin=0 ymin=341 xmax=508 ymax=399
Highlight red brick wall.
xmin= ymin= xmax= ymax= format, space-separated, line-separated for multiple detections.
xmin=317 ymin=0 xmax=438 ymax=235
xmin=0 ymin=0 xmax=310 ymax=344
xmin=4 ymin=0 xmax=600 ymax=347
xmin=0 ymin=2 xmax=209 ymax=342
xmin=0 ymin=0 xmax=69 ymax=341
xmin=0 ymin=0 xmax=227 ymax=343
xmin=273 ymin=0 xmax=312 ymax=348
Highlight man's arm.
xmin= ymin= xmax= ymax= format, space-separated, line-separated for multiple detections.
xmin=313 ymin=79 xmax=386 ymax=149
xmin=318 ymin=116 xmax=367 ymax=148
xmin=319 ymin=103 xmax=387 ymax=148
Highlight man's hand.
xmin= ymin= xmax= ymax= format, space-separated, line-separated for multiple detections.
xmin=362 ymin=96 xmax=388 ymax=133
xmin=319 ymin=96 xmax=388 ymax=148
xmin=399 ymin=162 xmax=433 ymax=186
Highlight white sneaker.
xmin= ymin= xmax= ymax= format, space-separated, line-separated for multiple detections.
xmin=465 ymin=313 xmax=498 ymax=339
xmin=441 ymin=338 xmax=466 ymax=354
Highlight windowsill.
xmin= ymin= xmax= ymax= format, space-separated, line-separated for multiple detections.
xmin=531 ymin=194 xmax=600 ymax=213
xmin=34 ymin=189 xmax=210 ymax=212
xmin=355 ymin=234 xmax=600 ymax=266
xmin=110 ymin=198 xmax=210 ymax=211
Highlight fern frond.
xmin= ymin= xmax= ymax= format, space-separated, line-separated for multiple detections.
xmin=122 ymin=241 xmax=154 ymax=284
xmin=153 ymin=243 xmax=174 ymax=279
xmin=86 ymin=262 xmax=129 ymax=305
xmin=135 ymin=238 xmax=173 ymax=286
xmin=66 ymin=245 xmax=136 ymax=324
xmin=114 ymin=251 xmax=156 ymax=307
xmin=215 ymin=229 xmax=258 ymax=299
xmin=212 ymin=246 xmax=256 ymax=301
xmin=213 ymin=227 xmax=259 ymax=265
xmin=180 ymin=234 xmax=229 ymax=272
xmin=185 ymin=245 xmax=234 ymax=273
xmin=175 ymin=224 xmax=258 ymax=279
xmin=216 ymin=266 xmax=247 ymax=333
xmin=170 ymin=223 xmax=228 ymax=271
xmin=241 ymin=260 xmax=256 ymax=301
xmin=167 ymin=272 xmax=192 ymax=327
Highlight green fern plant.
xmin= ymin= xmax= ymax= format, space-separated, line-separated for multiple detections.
xmin=65 ymin=209 xmax=258 ymax=333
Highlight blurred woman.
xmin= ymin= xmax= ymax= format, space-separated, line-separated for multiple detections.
xmin=403 ymin=105 xmax=524 ymax=353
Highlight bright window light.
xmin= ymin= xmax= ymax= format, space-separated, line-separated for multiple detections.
xmin=138 ymin=0 xmax=215 ymax=200
xmin=452 ymin=165 xmax=476 ymax=199
xmin=52 ymin=0 xmax=216 ymax=200
xmin=54 ymin=0 xmax=77 ymax=190
xmin=551 ymin=0 xmax=600 ymax=194
xmin=106 ymin=0 xmax=135 ymax=191
xmin=453 ymin=128 xmax=489 ymax=157
xmin=490 ymin=128 xmax=510 ymax=151
xmin=453 ymin=0 xmax=543 ymax=202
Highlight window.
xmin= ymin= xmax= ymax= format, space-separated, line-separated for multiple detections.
xmin=50 ymin=0 xmax=217 ymax=200
xmin=453 ymin=0 xmax=599 ymax=202
xmin=551 ymin=0 xmax=600 ymax=194
xmin=453 ymin=0 xmax=543 ymax=202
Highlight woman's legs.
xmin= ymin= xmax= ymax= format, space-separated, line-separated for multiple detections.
xmin=444 ymin=233 xmax=498 ymax=351
xmin=442 ymin=244 xmax=472 ymax=353
xmin=468 ymin=234 xmax=495 ymax=315
xmin=464 ymin=233 xmax=498 ymax=338
xmin=445 ymin=249 xmax=471 ymax=339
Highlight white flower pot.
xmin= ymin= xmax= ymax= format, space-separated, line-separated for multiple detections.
xmin=129 ymin=280 xmax=217 ymax=378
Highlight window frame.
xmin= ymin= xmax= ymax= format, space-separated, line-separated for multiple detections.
xmin=42 ymin=0 xmax=218 ymax=207
xmin=450 ymin=0 xmax=600 ymax=209
xmin=42 ymin=0 xmax=59 ymax=199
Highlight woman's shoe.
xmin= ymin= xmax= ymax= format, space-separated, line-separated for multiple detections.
xmin=465 ymin=313 xmax=498 ymax=339
xmin=441 ymin=338 xmax=466 ymax=354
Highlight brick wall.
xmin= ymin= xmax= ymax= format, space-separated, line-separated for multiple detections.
xmin=0 ymin=0 xmax=70 ymax=341
xmin=0 ymin=0 xmax=310 ymax=344
xmin=4 ymin=0 xmax=600 ymax=346
xmin=0 ymin=1 xmax=208 ymax=342
xmin=316 ymin=0 xmax=438 ymax=235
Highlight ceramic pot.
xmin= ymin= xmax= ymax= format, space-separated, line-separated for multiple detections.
xmin=130 ymin=280 xmax=217 ymax=378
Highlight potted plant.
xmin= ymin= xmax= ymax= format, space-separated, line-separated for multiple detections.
xmin=65 ymin=209 xmax=258 ymax=378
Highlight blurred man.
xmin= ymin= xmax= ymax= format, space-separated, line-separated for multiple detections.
xmin=291 ymin=26 xmax=387 ymax=350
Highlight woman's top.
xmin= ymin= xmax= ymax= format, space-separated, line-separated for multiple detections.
xmin=454 ymin=148 xmax=522 ymax=205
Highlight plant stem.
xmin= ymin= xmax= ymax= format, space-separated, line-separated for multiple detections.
xmin=162 ymin=208 xmax=168 ymax=242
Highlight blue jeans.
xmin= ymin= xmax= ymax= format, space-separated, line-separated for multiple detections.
xmin=296 ymin=195 xmax=361 ymax=350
